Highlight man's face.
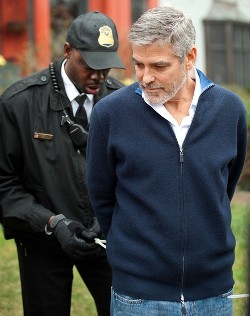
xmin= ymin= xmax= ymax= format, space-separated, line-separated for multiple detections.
xmin=132 ymin=43 xmax=188 ymax=105
xmin=64 ymin=44 xmax=110 ymax=95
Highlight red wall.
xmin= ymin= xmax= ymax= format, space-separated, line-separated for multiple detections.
xmin=0 ymin=0 xmax=50 ymax=75
xmin=0 ymin=0 xmax=28 ymax=62
xmin=33 ymin=0 xmax=51 ymax=71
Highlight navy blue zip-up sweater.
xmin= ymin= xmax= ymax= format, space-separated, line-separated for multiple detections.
xmin=87 ymin=69 xmax=247 ymax=302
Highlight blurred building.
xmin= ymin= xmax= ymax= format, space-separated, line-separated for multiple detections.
xmin=1 ymin=0 xmax=250 ymax=86
xmin=0 ymin=0 xmax=158 ymax=78
xmin=160 ymin=0 xmax=250 ymax=86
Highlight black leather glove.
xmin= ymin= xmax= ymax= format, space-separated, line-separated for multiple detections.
xmin=49 ymin=214 xmax=99 ymax=260
xmin=79 ymin=217 xmax=102 ymax=241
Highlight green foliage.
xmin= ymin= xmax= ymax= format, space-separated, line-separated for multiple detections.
xmin=231 ymin=202 xmax=250 ymax=315
xmin=223 ymin=84 xmax=250 ymax=128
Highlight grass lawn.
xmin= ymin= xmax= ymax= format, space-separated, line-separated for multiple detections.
xmin=231 ymin=200 xmax=249 ymax=315
xmin=0 ymin=236 xmax=97 ymax=316
xmin=0 ymin=199 xmax=249 ymax=315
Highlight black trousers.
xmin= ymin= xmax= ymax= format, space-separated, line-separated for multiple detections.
xmin=15 ymin=234 xmax=112 ymax=316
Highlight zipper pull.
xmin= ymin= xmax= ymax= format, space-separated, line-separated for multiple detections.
xmin=180 ymin=149 xmax=184 ymax=163
xmin=181 ymin=294 xmax=187 ymax=315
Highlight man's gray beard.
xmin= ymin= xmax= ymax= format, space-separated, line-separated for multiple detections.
xmin=141 ymin=70 xmax=187 ymax=106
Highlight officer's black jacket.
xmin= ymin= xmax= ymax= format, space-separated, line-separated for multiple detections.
xmin=0 ymin=58 xmax=124 ymax=240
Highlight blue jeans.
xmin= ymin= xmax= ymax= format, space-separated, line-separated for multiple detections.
xmin=111 ymin=288 xmax=233 ymax=316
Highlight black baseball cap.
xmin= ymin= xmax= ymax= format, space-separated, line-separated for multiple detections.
xmin=66 ymin=11 xmax=125 ymax=70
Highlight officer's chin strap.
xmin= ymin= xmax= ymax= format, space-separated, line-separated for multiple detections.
xmin=94 ymin=238 xmax=106 ymax=249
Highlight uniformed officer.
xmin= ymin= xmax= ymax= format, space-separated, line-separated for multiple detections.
xmin=0 ymin=11 xmax=125 ymax=316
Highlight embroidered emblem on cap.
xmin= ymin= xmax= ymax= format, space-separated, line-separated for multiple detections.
xmin=98 ymin=26 xmax=114 ymax=47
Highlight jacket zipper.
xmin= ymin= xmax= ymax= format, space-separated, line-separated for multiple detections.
xmin=175 ymin=84 xmax=215 ymax=314
xmin=179 ymin=148 xmax=187 ymax=315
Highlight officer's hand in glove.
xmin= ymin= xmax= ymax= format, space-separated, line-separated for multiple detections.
xmin=49 ymin=214 xmax=99 ymax=260
xmin=79 ymin=217 xmax=102 ymax=241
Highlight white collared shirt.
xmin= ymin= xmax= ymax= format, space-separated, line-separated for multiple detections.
xmin=61 ymin=60 xmax=94 ymax=122
xmin=142 ymin=68 xmax=201 ymax=148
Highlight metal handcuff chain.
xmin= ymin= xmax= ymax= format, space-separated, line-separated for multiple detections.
xmin=49 ymin=62 xmax=88 ymax=148
xmin=94 ymin=238 xmax=106 ymax=249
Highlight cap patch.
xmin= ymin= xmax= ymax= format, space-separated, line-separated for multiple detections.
xmin=98 ymin=26 xmax=114 ymax=47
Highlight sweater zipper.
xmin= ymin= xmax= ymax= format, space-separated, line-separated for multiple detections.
xmin=179 ymin=148 xmax=187 ymax=315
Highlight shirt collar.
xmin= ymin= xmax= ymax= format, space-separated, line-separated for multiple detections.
xmin=61 ymin=59 xmax=94 ymax=103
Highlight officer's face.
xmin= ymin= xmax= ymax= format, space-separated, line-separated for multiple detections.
xmin=64 ymin=43 xmax=110 ymax=94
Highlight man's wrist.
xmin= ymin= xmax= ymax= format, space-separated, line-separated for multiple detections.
xmin=45 ymin=214 xmax=64 ymax=235
xmin=48 ymin=215 xmax=56 ymax=226
xmin=49 ymin=214 xmax=66 ymax=229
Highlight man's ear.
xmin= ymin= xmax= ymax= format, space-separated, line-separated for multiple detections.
xmin=186 ymin=46 xmax=197 ymax=70
xmin=64 ymin=42 xmax=72 ymax=59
